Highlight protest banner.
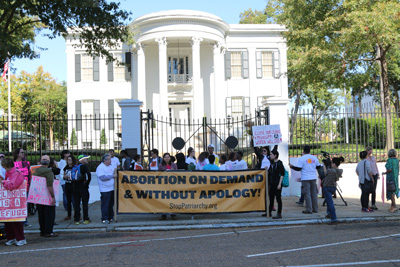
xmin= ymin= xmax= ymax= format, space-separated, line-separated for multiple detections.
xmin=0 ymin=180 xmax=27 ymax=222
xmin=252 ymin=124 xmax=282 ymax=146
xmin=27 ymin=176 xmax=60 ymax=206
xmin=118 ymin=170 xmax=266 ymax=214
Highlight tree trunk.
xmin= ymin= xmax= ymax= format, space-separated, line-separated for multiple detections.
xmin=379 ymin=45 xmax=394 ymax=151
xmin=289 ymin=87 xmax=301 ymax=143
xmin=49 ymin=120 xmax=54 ymax=150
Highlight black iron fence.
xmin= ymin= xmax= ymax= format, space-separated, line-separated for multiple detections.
xmin=289 ymin=107 xmax=400 ymax=162
xmin=0 ymin=114 xmax=121 ymax=170
xmin=141 ymin=109 xmax=269 ymax=168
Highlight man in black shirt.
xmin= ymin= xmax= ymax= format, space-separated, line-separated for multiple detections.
xmin=73 ymin=154 xmax=91 ymax=225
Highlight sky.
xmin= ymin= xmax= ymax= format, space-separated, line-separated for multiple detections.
xmin=12 ymin=0 xmax=267 ymax=83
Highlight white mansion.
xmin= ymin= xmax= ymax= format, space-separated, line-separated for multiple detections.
xmin=65 ymin=10 xmax=289 ymax=150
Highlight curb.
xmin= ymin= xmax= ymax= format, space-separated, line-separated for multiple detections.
xmin=23 ymin=216 xmax=400 ymax=234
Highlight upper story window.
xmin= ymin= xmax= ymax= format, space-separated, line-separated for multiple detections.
xmin=256 ymin=50 xmax=280 ymax=79
xmin=168 ymin=56 xmax=190 ymax=83
xmin=82 ymin=55 xmax=94 ymax=81
xmin=262 ymin=52 xmax=273 ymax=78
xmin=231 ymin=52 xmax=242 ymax=78
xmin=75 ymin=54 xmax=99 ymax=82
xmin=114 ymin=54 xmax=126 ymax=80
xmin=225 ymin=50 xmax=249 ymax=80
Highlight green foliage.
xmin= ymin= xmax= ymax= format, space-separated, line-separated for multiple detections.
xmin=70 ymin=128 xmax=77 ymax=146
xmin=100 ymin=128 xmax=107 ymax=145
xmin=0 ymin=0 xmax=131 ymax=68
xmin=239 ymin=9 xmax=268 ymax=24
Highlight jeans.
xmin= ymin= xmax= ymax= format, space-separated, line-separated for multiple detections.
xmin=73 ymin=187 xmax=90 ymax=222
xmin=323 ymin=186 xmax=337 ymax=221
xmin=269 ymin=184 xmax=282 ymax=214
xmin=370 ymin=174 xmax=379 ymax=205
xmin=37 ymin=204 xmax=55 ymax=235
xmin=100 ymin=191 xmax=114 ymax=221
xmin=61 ymin=184 xmax=68 ymax=211
xmin=64 ymin=183 xmax=75 ymax=217
xmin=360 ymin=183 xmax=370 ymax=209
xmin=301 ymin=179 xmax=318 ymax=212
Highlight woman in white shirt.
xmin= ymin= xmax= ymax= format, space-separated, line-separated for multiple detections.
xmin=195 ymin=152 xmax=209 ymax=170
xmin=185 ymin=147 xmax=197 ymax=165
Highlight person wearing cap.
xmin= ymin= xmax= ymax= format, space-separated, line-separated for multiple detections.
xmin=73 ymin=154 xmax=92 ymax=225
xmin=207 ymin=144 xmax=219 ymax=165
xmin=33 ymin=155 xmax=58 ymax=237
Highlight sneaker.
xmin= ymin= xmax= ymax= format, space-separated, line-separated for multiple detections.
xmin=272 ymin=214 xmax=282 ymax=219
xmin=102 ymin=220 xmax=110 ymax=224
xmin=5 ymin=239 xmax=16 ymax=246
xmin=370 ymin=205 xmax=378 ymax=210
xmin=295 ymin=201 xmax=304 ymax=205
xmin=74 ymin=221 xmax=80 ymax=225
xmin=325 ymin=214 xmax=331 ymax=219
xmin=83 ymin=220 xmax=91 ymax=225
xmin=16 ymin=239 xmax=27 ymax=246
xmin=361 ymin=208 xmax=373 ymax=212
xmin=302 ymin=210 xmax=313 ymax=214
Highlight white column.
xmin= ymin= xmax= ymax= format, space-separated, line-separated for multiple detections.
xmin=137 ymin=43 xmax=146 ymax=110
xmin=156 ymin=37 xmax=168 ymax=117
xmin=191 ymin=37 xmax=203 ymax=119
xmin=118 ymin=99 xmax=143 ymax=153
xmin=212 ymin=42 xmax=221 ymax=118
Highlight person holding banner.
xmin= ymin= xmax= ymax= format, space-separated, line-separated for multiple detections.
xmin=13 ymin=148 xmax=31 ymax=226
xmin=159 ymin=153 xmax=178 ymax=171
xmin=0 ymin=154 xmax=6 ymax=177
xmin=96 ymin=154 xmax=116 ymax=224
xmin=33 ymin=155 xmax=58 ymax=237
xmin=0 ymin=158 xmax=27 ymax=246
xmin=268 ymin=150 xmax=285 ymax=219
xmin=149 ymin=149 xmax=162 ymax=170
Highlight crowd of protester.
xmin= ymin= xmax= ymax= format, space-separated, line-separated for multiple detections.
xmin=1 ymin=144 xmax=399 ymax=246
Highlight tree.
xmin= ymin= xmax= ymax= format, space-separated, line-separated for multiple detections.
xmin=0 ymin=66 xmax=67 ymax=150
xmin=100 ymin=128 xmax=107 ymax=147
xmin=70 ymin=128 xmax=78 ymax=147
xmin=0 ymin=1 xmax=131 ymax=68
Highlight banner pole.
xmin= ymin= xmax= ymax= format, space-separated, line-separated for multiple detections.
xmin=7 ymin=58 xmax=11 ymax=152
xmin=266 ymin=168 xmax=269 ymax=218
xmin=114 ymin=169 xmax=117 ymax=222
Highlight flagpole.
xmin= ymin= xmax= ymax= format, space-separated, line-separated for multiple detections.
xmin=7 ymin=58 xmax=11 ymax=152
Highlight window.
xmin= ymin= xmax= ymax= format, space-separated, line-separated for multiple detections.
xmin=82 ymin=100 xmax=93 ymax=117
xmin=262 ymin=52 xmax=273 ymax=78
xmin=168 ymin=56 xmax=190 ymax=83
xmin=114 ymin=54 xmax=125 ymax=80
xmin=226 ymin=97 xmax=250 ymax=119
xmin=231 ymin=52 xmax=242 ymax=78
xmin=81 ymin=54 xmax=93 ymax=81
xmin=114 ymin=141 xmax=121 ymax=151
xmin=82 ymin=142 xmax=92 ymax=149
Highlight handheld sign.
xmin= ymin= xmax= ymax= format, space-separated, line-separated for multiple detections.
xmin=252 ymin=125 xmax=282 ymax=147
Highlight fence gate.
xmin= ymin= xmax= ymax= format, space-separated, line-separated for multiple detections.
xmin=140 ymin=108 xmax=269 ymax=168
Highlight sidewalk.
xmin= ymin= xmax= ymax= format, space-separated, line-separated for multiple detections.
xmin=24 ymin=195 xmax=400 ymax=234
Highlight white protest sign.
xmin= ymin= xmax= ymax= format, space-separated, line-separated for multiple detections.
xmin=252 ymin=124 xmax=282 ymax=147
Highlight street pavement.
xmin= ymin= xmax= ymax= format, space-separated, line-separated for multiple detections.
xmin=23 ymin=195 xmax=400 ymax=235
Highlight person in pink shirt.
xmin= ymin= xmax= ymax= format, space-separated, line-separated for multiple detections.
xmin=0 ymin=158 xmax=27 ymax=246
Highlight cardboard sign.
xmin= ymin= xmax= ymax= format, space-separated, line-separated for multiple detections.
xmin=0 ymin=180 xmax=27 ymax=222
xmin=27 ymin=176 xmax=60 ymax=206
xmin=252 ymin=125 xmax=282 ymax=146
xmin=118 ymin=170 xmax=266 ymax=214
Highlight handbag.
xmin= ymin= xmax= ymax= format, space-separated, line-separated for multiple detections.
xmin=387 ymin=180 xmax=396 ymax=191
xmin=363 ymin=160 xmax=374 ymax=193
xmin=282 ymin=169 xmax=289 ymax=187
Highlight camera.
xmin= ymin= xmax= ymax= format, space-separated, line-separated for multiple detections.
xmin=321 ymin=151 xmax=332 ymax=169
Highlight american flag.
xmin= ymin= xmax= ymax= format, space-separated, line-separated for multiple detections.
xmin=2 ymin=61 xmax=9 ymax=82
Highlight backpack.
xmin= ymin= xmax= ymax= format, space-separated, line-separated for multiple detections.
xmin=282 ymin=169 xmax=289 ymax=187
xmin=70 ymin=164 xmax=84 ymax=182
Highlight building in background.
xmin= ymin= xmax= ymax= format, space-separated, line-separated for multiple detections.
xmin=65 ymin=10 xmax=289 ymax=149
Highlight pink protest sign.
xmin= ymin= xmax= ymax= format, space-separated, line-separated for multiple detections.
xmin=0 ymin=180 xmax=27 ymax=222
xmin=27 ymin=176 xmax=60 ymax=206
xmin=252 ymin=125 xmax=282 ymax=147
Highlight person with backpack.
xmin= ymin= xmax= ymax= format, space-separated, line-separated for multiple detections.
xmin=131 ymin=154 xmax=143 ymax=170
xmin=72 ymin=154 xmax=92 ymax=225
xmin=96 ymin=154 xmax=116 ymax=224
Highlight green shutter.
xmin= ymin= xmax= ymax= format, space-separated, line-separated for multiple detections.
xmin=273 ymin=50 xmax=280 ymax=78
xmin=75 ymin=54 xmax=81 ymax=82
xmin=75 ymin=100 xmax=82 ymax=131
xmin=108 ymin=53 xmax=114 ymax=81
xmin=94 ymin=100 xmax=100 ymax=130
xmin=125 ymin=52 xmax=132 ymax=81
xmin=242 ymin=51 xmax=249 ymax=79
xmin=256 ymin=51 xmax=262 ymax=79
xmin=93 ymin=56 xmax=99 ymax=81
xmin=225 ymin=51 xmax=231 ymax=80
xmin=108 ymin=99 xmax=114 ymax=130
